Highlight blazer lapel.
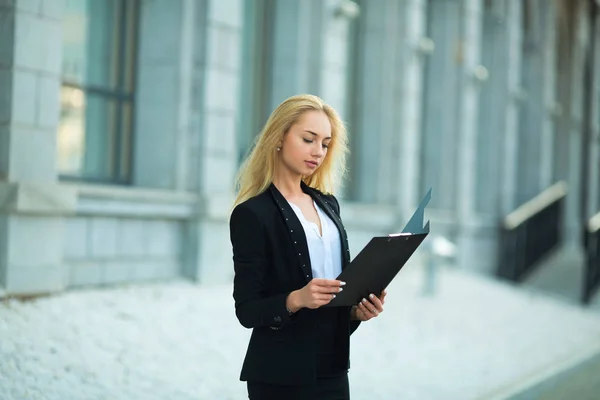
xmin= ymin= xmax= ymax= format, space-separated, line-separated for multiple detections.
xmin=301 ymin=182 xmax=351 ymax=269
xmin=268 ymin=183 xmax=313 ymax=279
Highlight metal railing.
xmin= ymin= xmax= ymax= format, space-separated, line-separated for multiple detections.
xmin=583 ymin=212 xmax=600 ymax=304
xmin=497 ymin=181 xmax=568 ymax=282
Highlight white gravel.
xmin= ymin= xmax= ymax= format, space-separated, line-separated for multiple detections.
xmin=1 ymin=264 xmax=600 ymax=400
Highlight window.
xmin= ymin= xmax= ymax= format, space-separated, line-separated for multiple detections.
xmin=57 ymin=0 xmax=139 ymax=183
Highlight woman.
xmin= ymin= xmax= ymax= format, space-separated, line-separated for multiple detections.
xmin=230 ymin=94 xmax=386 ymax=400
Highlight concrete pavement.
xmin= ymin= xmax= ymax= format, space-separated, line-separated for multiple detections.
xmin=1 ymin=262 xmax=600 ymax=399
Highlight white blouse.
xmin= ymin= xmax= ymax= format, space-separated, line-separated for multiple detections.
xmin=287 ymin=200 xmax=343 ymax=280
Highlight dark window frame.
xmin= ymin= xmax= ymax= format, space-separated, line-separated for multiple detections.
xmin=58 ymin=0 xmax=140 ymax=185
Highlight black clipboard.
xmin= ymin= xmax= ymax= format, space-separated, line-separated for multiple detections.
xmin=324 ymin=188 xmax=431 ymax=307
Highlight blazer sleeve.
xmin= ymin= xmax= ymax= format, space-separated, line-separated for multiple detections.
xmin=329 ymin=194 xmax=361 ymax=335
xmin=230 ymin=204 xmax=296 ymax=330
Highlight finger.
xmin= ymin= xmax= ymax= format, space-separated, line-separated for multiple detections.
xmin=380 ymin=289 xmax=387 ymax=304
xmin=361 ymin=297 xmax=379 ymax=316
xmin=354 ymin=307 xmax=365 ymax=321
xmin=317 ymin=293 xmax=337 ymax=301
xmin=358 ymin=301 xmax=373 ymax=320
xmin=368 ymin=294 xmax=384 ymax=312
xmin=312 ymin=278 xmax=346 ymax=288
xmin=313 ymin=285 xmax=344 ymax=294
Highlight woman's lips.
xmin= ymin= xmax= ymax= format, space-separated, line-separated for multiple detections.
xmin=305 ymin=161 xmax=318 ymax=168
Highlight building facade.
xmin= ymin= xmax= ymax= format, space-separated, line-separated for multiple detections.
xmin=1 ymin=0 xmax=599 ymax=296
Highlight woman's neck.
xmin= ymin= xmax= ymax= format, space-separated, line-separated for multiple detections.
xmin=272 ymin=170 xmax=304 ymax=198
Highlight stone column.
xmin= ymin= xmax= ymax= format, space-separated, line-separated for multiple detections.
xmin=318 ymin=0 xmax=355 ymax=196
xmin=564 ymin=0 xmax=589 ymax=247
xmin=539 ymin=3 xmax=557 ymax=189
xmin=348 ymin=0 xmax=405 ymax=204
xmin=0 ymin=0 xmax=68 ymax=295
xmin=397 ymin=0 xmax=427 ymax=220
xmin=587 ymin=12 xmax=600 ymax=217
xmin=182 ymin=0 xmax=243 ymax=284
xmin=268 ymin=0 xmax=323 ymax=107
xmin=134 ymin=0 xmax=197 ymax=190
xmin=501 ymin=0 xmax=523 ymax=215
xmin=455 ymin=0 xmax=485 ymax=272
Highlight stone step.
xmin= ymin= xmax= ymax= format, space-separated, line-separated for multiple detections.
xmin=483 ymin=344 xmax=600 ymax=400
xmin=521 ymin=245 xmax=588 ymax=305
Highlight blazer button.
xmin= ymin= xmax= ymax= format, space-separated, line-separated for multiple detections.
xmin=274 ymin=316 xmax=282 ymax=322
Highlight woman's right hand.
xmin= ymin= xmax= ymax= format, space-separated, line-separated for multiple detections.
xmin=287 ymin=279 xmax=346 ymax=312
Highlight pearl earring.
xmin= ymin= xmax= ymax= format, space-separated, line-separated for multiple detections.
xmin=277 ymin=147 xmax=281 ymax=151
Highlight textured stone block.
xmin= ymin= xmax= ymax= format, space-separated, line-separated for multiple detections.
xmin=129 ymin=260 xmax=179 ymax=281
xmin=201 ymin=154 xmax=236 ymax=194
xmin=40 ymin=0 xmax=63 ymax=20
xmin=5 ymin=263 xmax=64 ymax=293
xmin=197 ymin=220 xmax=233 ymax=284
xmin=15 ymin=0 xmax=39 ymax=14
xmin=8 ymin=215 xmax=62 ymax=266
xmin=13 ymin=12 xmax=61 ymax=74
xmin=89 ymin=217 xmax=118 ymax=258
xmin=36 ymin=74 xmax=60 ymax=128
xmin=63 ymin=217 xmax=88 ymax=260
xmin=9 ymin=127 xmax=57 ymax=181
xmin=208 ymin=0 xmax=242 ymax=28
xmin=204 ymin=68 xmax=238 ymax=112
xmin=117 ymin=219 xmax=146 ymax=257
xmin=0 ymin=0 xmax=16 ymax=9
xmin=207 ymin=26 xmax=241 ymax=70
xmin=145 ymin=220 xmax=181 ymax=257
xmin=68 ymin=263 xmax=103 ymax=287
xmin=0 ymin=69 xmax=11 ymax=124
xmin=204 ymin=113 xmax=235 ymax=154
xmin=0 ymin=215 xmax=8 ymax=286
xmin=0 ymin=9 xmax=15 ymax=67
xmin=13 ymin=11 xmax=40 ymax=70
xmin=11 ymin=68 xmax=36 ymax=126
xmin=102 ymin=261 xmax=133 ymax=285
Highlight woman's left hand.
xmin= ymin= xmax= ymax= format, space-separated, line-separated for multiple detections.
xmin=352 ymin=289 xmax=386 ymax=321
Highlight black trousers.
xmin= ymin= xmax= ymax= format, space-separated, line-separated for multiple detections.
xmin=247 ymin=373 xmax=350 ymax=400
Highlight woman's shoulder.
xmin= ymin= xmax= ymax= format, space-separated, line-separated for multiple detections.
xmin=231 ymin=190 xmax=274 ymax=221
xmin=309 ymin=187 xmax=341 ymax=213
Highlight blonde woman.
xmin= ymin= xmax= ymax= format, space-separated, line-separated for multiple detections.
xmin=230 ymin=94 xmax=387 ymax=399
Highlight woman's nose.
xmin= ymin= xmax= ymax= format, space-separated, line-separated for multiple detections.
xmin=313 ymin=144 xmax=325 ymax=157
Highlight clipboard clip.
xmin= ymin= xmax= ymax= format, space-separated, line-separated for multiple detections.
xmin=388 ymin=232 xmax=413 ymax=237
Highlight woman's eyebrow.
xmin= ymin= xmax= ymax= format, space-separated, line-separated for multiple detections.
xmin=304 ymin=130 xmax=332 ymax=140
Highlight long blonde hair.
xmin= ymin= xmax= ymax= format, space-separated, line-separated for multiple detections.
xmin=233 ymin=94 xmax=349 ymax=208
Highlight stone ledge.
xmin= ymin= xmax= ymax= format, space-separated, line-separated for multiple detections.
xmin=0 ymin=182 xmax=77 ymax=215
xmin=0 ymin=182 xmax=203 ymax=220
xmin=72 ymin=183 xmax=200 ymax=220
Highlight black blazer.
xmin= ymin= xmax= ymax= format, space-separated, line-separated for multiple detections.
xmin=230 ymin=181 xmax=361 ymax=385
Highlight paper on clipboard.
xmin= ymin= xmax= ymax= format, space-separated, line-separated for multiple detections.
xmin=387 ymin=187 xmax=431 ymax=237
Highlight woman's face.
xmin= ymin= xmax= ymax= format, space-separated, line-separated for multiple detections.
xmin=279 ymin=110 xmax=332 ymax=177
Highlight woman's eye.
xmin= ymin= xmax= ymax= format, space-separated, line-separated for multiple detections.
xmin=323 ymin=144 xmax=329 ymax=149
xmin=303 ymin=138 xmax=313 ymax=143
